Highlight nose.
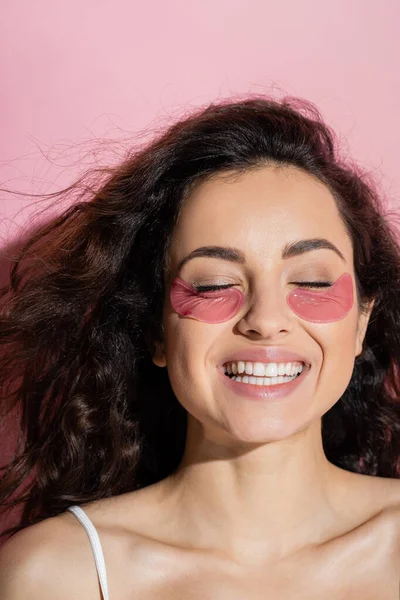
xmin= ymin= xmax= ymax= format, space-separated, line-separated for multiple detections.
xmin=236 ymin=283 xmax=294 ymax=340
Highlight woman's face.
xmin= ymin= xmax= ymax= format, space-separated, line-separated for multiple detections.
xmin=153 ymin=165 xmax=372 ymax=444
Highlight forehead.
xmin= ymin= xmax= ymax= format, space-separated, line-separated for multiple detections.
xmin=170 ymin=165 xmax=353 ymax=267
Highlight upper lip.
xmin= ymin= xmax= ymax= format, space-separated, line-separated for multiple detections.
xmin=220 ymin=347 xmax=311 ymax=367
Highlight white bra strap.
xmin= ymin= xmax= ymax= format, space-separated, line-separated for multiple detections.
xmin=67 ymin=505 xmax=110 ymax=600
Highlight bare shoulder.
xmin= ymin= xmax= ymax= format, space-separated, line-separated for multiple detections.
xmin=0 ymin=487 xmax=169 ymax=600
xmin=357 ymin=474 xmax=400 ymax=571
xmin=380 ymin=473 xmax=400 ymax=507
xmin=379 ymin=477 xmax=400 ymax=565
xmin=373 ymin=474 xmax=400 ymax=529
xmin=0 ymin=508 xmax=106 ymax=599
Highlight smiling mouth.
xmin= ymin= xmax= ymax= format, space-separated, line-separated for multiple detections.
xmin=223 ymin=361 xmax=307 ymax=387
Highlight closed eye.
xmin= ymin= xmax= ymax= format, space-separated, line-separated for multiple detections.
xmin=291 ymin=281 xmax=332 ymax=289
xmin=194 ymin=284 xmax=237 ymax=293
xmin=194 ymin=282 xmax=333 ymax=293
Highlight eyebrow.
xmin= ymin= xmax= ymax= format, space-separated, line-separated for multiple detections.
xmin=177 ymin=238 xmax=346 ymax=271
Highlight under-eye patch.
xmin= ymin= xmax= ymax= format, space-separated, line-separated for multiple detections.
xmin=170 ymin=278 xmax=245 ymax=323
xmin=286 ymin=272 xmax=353 ymax=323
xmin=170 ymin=272 xmax=354 ymax=325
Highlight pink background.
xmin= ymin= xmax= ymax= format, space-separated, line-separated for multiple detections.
xmin=1 ymin=0 xmax=400 ymax=239
xmin=0 ymin=0 xmax=399 ymax=534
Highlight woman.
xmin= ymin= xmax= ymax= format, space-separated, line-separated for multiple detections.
xmin=0 ymin=95 xmax=399 ymax=598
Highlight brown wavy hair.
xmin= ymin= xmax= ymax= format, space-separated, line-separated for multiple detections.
xmin=1 ymin=95 xmax=400 ymax=543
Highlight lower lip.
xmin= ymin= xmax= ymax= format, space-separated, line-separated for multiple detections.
xmin=218 ymin=366 xmax=310 ymax=400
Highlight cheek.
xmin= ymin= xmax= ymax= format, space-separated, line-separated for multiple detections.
xmin=302 ymin=299 xmax=358 ymax=375
xmin=163 ymin=315 xmax=220 ymax=382
xmin=286 ymin=273 xmax=357 ymax=404
xmin=286 ymin=273 xmax=354 ymax=323
xmin=310 ymin=310 xmax=359 ymax=407
xmin=162 ymin=317 xmax=225 ymax=417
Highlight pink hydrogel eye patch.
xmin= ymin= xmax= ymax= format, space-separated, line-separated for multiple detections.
xmin=286 ymin=272 xmax=354 ymax=323
xmin=170 ymin=278 xmax=245 ymax=323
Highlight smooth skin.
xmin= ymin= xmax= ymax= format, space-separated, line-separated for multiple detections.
xmin=1 ymin=165 xmax=399 ymax=599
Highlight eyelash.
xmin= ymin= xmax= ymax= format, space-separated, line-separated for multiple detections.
xmin=194 ymin=282 xmax=333 ymax=292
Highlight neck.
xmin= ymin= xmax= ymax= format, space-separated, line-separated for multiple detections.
xmin=164 ymin=416 xmax=354 ymax=561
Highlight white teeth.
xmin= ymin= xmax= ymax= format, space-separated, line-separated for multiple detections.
xmin=253 ymin=362 xmax=265 ymax=376
xmin=224 ymin=360 xmax=305 ymax=380
xmin=245 ymin=362 xmax=253 ymax=375
xmin=265 ymin=363 xmax=278 ymax=377
xmin=228 ymin=373 xmax=300 ymax=386
xmin=278 ymin=363 xmax=286 ymax=376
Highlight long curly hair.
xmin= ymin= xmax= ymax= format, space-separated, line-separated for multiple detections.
xmin=1 ymin=95 xmax=400 ymax=542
